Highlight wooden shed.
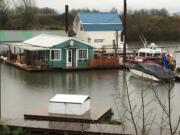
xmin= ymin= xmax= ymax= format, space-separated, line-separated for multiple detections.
xmin=48 ymin=94 xmax=90 ymax=115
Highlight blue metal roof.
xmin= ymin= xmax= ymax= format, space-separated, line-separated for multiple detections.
xmin=78 ymin=12 xmax=122 ymax=24
xmin=83 ymin=24 xmax=123 ymax=31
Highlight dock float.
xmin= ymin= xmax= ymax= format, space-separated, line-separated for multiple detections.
xmin=0 ymin=119 xmax=132 ymax=135
xmin=3 ymin=59 xmax=124 ymax=72
xmin=24 ymin=107 xmax=113 ymax=123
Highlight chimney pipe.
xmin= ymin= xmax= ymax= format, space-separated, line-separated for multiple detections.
xmin=65 ymin=5 xmax=69 ymax=35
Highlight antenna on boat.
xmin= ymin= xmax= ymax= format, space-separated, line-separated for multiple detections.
xmin=139 ymin=34 xmax=148 ymax=48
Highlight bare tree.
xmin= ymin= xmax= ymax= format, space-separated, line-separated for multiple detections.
xmin=151 ymin=81 xmax=180 ymax=135
xmin=112 ymin=71 xmax=157 ymax=135
xmin=0 ymin=0 xmax=9 ymax=28
xmin=13 ymin=0 xmax=36 ymax=28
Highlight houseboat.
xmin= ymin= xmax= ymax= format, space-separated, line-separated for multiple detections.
xmin=4 ymin=34 xmax=122 ymax=71
xmin=73 ymin=12 xmax=124 ymax=53
xmin=5 ymin=34 xmax=94 ymax=71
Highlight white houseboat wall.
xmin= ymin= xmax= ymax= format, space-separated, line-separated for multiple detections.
xmin=73 ymin=12 xmax=124 ymax=53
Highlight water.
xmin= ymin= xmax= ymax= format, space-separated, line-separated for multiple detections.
xmin=1 ymin=42 xmax=180 ymax=130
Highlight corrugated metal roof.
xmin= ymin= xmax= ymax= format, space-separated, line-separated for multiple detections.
xmin=0 ymin=30 xmax=67 ymax=42
xmin=23 ymin=34 xmax=70 ymax=48
xmin=23 ymin=34 xmax=93 ymax=48
xmin=78 ymin=12 xmax=122 ymax=24
xmin=15 ymin=44 xmax=49 ymax=51
xmin=83 ymin=24 xmax=123 ymax=31
xmin=50 ymin=94 xmax=89 ymax=104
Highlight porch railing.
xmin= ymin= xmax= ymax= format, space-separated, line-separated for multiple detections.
xmin=90 ymin=56 xmax=120 ymax=68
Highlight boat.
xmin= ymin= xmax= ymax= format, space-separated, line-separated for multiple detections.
xmin=128 ymin=35 xmax=176 ymax=71
xmin=128 ymin=42 xmax=166 ymax=65
xmin=129 ymin=63 xmax=175 ymax=82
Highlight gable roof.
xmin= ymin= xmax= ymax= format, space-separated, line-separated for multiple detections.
xmin=77 ymin=12 xmax=123 ymax=31
xmin=50 ymin=94 xmax=89 ymax=104
xmin=0 ymin=30 xmax=67 ymax=42
xmin=21 ymin=34 xmax=93 ymax=48
xmin=23 ymin=34 xmax=70 ymax=48
xmin=78 ymin=12 xmax=122 ymax=24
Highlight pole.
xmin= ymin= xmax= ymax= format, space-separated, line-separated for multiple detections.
xmin=116 ymin=30 xmax=118 ymax=57
xmin=123 ymin=0 xmax=127 ymax=64
xmin=65 ymin=5 xmax=69 ymax=35
xmin=0 ymin=58 xmax=2 ymax=118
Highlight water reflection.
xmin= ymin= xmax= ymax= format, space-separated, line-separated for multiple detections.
xmin=1 ymin=52 xmax=180 ymax=130
xmin=115 ymin=73 xmax=180 ymax=129
xmin=2 ymin=64 xmax=121 ymax=119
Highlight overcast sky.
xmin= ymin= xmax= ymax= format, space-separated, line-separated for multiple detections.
xmin=34 ymin=0 xmax=180 ymax=14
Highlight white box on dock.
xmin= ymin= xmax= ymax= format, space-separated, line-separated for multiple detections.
xmin=48 ymin=94 xmax=90 ymax=115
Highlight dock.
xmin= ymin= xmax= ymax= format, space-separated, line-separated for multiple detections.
xmin=24 ymin=106 xmax=113 ymax=123
xmin=0 ymin=119 xmax=132 ymax=135
xmin=3 ymin=58 xmax=124 ymax=72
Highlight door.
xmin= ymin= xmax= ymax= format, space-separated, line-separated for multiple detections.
xmin=66 ymin=49 xmax=72 ymax=67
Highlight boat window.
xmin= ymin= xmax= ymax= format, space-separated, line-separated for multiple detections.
xmin=147 ymin=53 xmax=152 ymax=57
xmin=153 ymin=53 xmax=161 ymax=57
xmin=139 ymin=52 xmax=145 ymax=57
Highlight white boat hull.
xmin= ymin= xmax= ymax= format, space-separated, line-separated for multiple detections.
xmin=130 ymin=68 xmax=160 ymax=82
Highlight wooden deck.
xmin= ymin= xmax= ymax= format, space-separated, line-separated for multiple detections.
xmin=90 ymin=56 xmax=120 ymax=67
xmin=3 ymin=58 xmax=124 ymax=72
xmin=4 ymin=59 xmax=48 ymax=72
xmin=24 ymin=107 xmax=113 ymax=123
xmin=0 ymin=119 xmax=132 ymax=135
xmin=1 ymin=119 xmax=175 ymax=135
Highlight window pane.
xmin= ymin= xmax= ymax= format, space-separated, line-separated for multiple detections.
xmin=51 ymin=50 xmax=54 ymax=59
xmin=51 ymin=50 xmax=61 ymax=60
xmin=79 ymin=49 xmax=87 ymax=59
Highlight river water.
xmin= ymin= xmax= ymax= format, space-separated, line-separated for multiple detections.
xmin=1 ymin=42 xmax=180 ymax=129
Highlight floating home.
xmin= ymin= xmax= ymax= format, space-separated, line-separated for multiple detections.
xmin=5 ymin=34 xmax=94 ymax=71
xmin=0 ymin=30 xmax=67 ymax=55
xmin=73 ymin=12 xmax=124 ymax=51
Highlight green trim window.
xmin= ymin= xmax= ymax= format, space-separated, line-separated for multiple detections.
xmin=79 ymin=49 xmax=88 ymax=60
xmin=50 ymin=49 xmax=61 ymax=61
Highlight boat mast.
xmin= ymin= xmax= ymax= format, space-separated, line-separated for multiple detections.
xmin=123 ymin=0 xmax=127 ymax=63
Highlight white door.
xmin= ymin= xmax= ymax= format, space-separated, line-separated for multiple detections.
xmin=66 ymin=49 xmax=72 ymax=67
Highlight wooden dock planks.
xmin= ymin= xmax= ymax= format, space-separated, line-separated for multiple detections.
xmin=0 ymin=119 xmax=132 ymax=135
xmin=24 ymin=107 xmax=113 ymax=123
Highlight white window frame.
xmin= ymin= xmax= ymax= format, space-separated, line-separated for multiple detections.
xmin=50 ymin=49 xmax=61 ymax=61
xmin=78 ymin=49 xmax=88 ymax=60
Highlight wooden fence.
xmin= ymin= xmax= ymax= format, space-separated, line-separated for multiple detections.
xmin=90 ymin=56 xmax=120 ymax=68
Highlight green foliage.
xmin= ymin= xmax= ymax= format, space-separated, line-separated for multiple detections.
xmin=0 ymin=0 xmax=10 ymax=28
xmin=13 ymin=127 xmax=31 ymax=135
xmin=1 ymin=125 xmax=10 ymax=135
xmin=126 ymin=9 xmax=180 ymax=41
xmin=0 ymin=126 xmax=31 ymax=135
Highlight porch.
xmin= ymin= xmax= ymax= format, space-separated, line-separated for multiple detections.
xmin=7 ymin=44 xmax=49 ymax=70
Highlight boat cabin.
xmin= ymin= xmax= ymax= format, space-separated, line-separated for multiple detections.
xmin=138 ymin=47 xmax=165 ymax=58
